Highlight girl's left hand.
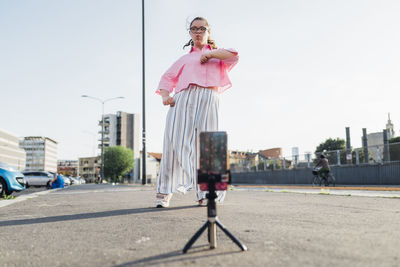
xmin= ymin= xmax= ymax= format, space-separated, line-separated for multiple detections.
xmin=200 ymin=52 xmax=213 ymax=64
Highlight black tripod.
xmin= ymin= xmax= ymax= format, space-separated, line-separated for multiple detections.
xmin=182 ymin=174 xmax=247 ymax=253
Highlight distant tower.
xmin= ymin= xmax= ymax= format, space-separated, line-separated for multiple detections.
xmin=386 ymin=113 xmax=395 ymax=139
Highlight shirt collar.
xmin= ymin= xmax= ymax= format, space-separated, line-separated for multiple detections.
xmin=190 ymin=44 xmax=212 ymax=53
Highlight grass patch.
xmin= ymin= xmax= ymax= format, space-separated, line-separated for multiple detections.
xmin=1 ymin=193 xmax=15 ymax=200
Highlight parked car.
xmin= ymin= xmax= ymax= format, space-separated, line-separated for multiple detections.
xmin=22 ymin=171 xmax=53 ymax=187
xmin=62 ymin=175 xmax=71 ymax=186
xmin=69 ymin=177 xmax=81 ymax=185
xmin=0 ymin=162 xmax=26 ymax=197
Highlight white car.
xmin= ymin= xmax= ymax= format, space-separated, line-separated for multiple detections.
xmin=62 ymin=176 xmax=71 ymax=186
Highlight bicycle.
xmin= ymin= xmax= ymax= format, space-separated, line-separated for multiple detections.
xmin=312 ymin=167 xmax=336 ymax=187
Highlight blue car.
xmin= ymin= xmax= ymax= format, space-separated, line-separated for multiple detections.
xmin=0 ymin=162 xmax=26 ymax=197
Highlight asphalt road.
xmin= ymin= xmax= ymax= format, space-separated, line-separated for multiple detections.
xmin=1 ymin=184 xmax=400 ymax=267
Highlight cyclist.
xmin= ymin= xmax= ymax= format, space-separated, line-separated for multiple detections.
xmin=315 ymin=154 xmax=331 ymax=185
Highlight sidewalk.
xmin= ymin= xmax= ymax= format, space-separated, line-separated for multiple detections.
xmin=234 ymin=184 xmax=400 ymax=191
xmin=1 ymin=184 xmax=400 ymax=266
xmin=232 ymin=184 xmax=400 ymax=198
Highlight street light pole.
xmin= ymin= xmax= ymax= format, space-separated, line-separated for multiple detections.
xmin=81 ymin=95 xmax=124 ymax=183
xmin=142 ymin=0 xmax=146 ymax=185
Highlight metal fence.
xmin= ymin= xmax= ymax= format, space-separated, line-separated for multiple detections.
xmin=230 ymin=142 xmax=400 ymax=173
xmin=231 ymin=162 xmax=400 ymax=185
xmin=229 ymin=143 xmax=400 ymax=185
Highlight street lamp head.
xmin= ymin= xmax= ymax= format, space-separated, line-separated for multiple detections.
xmin=81 ymin=95 xmax=88 ymax=98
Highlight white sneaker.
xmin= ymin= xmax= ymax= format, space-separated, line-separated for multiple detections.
xmin=156 ymin=193 xmax=172 ymax=208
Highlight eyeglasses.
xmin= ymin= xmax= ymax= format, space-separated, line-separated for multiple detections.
xmin=189 ymin=26 xmax=208 ymax=33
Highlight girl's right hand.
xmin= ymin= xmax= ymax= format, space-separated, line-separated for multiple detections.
xmin=162 ymin=96 xmax=175 ymax=107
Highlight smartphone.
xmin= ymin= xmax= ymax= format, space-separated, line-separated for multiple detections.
xmin=198 ymin=131 xmax=229 ymax=191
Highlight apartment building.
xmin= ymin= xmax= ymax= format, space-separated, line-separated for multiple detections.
xmin=258 ymin=148 xmax=282 ymax=159
xmin=0 ymin=129 xmax=26 ymax=171
xmin=57 ymin=160 xmax=78 ymax=177
xmin=78 ymin=156 xmax=100 ymax=183
xmin=19 ymin=136 xmax=57 ymax=172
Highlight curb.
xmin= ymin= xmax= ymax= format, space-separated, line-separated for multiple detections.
xmin=233 ymin=184 xmax=400 ymax=191
xmin=0 ymin=188 xmax=62 ymax=208
xmin=233 ymin=186 xmax=400 ymax=198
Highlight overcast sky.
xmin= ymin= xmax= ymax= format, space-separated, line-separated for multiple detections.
xmin=1 ymin=0 xmax=399 ymax=160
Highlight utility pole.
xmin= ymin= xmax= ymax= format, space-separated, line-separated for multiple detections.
xmin=141 ymin=0 xmax=147 ymax=185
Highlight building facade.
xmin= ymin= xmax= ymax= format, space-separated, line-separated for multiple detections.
xmin=100 ymin=112 xmax=139 ymax=150
xmin=0 ymin=129 xmax=26 ymax=171
xmin=229 ymin=151 xmax=247 ymax=167
xmin=57 ymin=160 xmax=78 ymax=177
xmin=386 ymin=113 xmax=395 ymax=139
xmin=366 ymin=132 xmax=384 ymax=162
xmin=229 ymin=150 xmax=261 ymax=172
xmin=19 ymin=136 xmax=57 ymax=172
xmin=365 ymin=115 xmax=397 ymax=162
xmin=258 ymin=148 xmax=283 ymax=159
xmin=78 ymin=156 xmax=100 ymax=183
xmin=138 ymin=152 xmax=161 ymax=184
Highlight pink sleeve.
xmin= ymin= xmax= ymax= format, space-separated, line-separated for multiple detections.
xmin=220 ymin=48 xmax=239 ymax=72
xmin=155 ymin=58 xmax=185 ymax=95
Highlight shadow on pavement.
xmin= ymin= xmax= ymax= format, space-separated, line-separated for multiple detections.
xmin=115 ymin=246 xmax=243 ymax=266
xmin=0 ymin=205 xmax=198 ymax=227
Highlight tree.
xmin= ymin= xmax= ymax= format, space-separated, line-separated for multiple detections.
xmin=315 ymin=138 xmax=371 ymax=165
xmin=104 ymin=146 xmax=133 ymax=182
xmin=315 ymin=138 xmax=346 ymax=153
xmin=389 ymin=137 xmax=400 ymax=143
xmin=315 ymin=138 xmax=346 ymax=165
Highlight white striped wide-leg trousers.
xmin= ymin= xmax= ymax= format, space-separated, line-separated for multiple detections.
xmin=156 ymin=85 xmax=226 ymax=202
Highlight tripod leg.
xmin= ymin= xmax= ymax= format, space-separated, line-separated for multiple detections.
xmin=215 ymin=219 xmax=247 ymax=251
xmin=210 ymin=222 xmax=217 ymax=249
xmin=182 ymin=221 xmax=210 ymax=254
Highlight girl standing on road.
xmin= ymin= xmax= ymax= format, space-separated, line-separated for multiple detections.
xmin=155 ymin=17 xmax=239 ymax=208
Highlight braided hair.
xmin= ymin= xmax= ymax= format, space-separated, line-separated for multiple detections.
xmin=183 ymin=17 xmax=217 ymax=50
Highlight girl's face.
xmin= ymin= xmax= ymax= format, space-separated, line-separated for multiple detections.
xmin=189 ymin=19 xmax=209 ymax=47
